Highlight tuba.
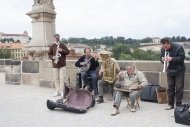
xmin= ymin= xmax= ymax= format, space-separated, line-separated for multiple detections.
xmin=99 ymin=51 xmax=116 ymax=84
xmin=103 ymin=58 xmax=116 ymax=84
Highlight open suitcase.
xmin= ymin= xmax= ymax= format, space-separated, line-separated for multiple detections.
xmin=47 ymin=86 xmax=95 ymax=113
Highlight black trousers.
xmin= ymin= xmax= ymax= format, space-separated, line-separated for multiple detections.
xmin=167 ymin=70 xmax=185 ymax=106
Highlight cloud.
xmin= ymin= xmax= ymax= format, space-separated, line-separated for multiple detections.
xmin=0 ymin=0 xmax=190 ymax=39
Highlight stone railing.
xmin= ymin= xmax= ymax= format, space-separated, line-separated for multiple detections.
xmin=0 ymin=59 xmax=189 ymax=99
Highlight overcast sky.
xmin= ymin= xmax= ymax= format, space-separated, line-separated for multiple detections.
xmin=0 ymin=0 xmax=190 ymax=39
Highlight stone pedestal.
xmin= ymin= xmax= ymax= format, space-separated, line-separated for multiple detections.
xmin=4 ymin=60 xmax=21 ymax=85
xmin=26 ymin=1 xmax=56 ymax=60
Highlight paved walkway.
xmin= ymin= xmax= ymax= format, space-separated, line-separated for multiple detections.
xmin=0 ymin=83 xmax=189 ymax=127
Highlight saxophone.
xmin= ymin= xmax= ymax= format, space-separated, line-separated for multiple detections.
xmin=54 ymin=42 xmax=61 ymax=64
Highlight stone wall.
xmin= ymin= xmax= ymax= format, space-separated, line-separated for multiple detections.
xmin=22 ymin=61 xmax=39 ymax=85
xmin=1 ymin=59 xmax=189 ymax=99
xmin=37 ymin=60 xmax=190 ymax=99
xmin=0 ymin=60 xmax=21 ymax=85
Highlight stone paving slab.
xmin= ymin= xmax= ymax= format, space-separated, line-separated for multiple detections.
xmin=0 ymin=84 xmax=189 ymax=127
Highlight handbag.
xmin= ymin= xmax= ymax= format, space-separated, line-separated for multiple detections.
xmin=174 ymin=104 xmax=190 ymax=125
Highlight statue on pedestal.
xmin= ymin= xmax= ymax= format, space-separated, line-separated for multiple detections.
xmin=33 ymin=0 xmax=54 ymax=7
xmin=26 ymin=0 xmax=56 ymax=60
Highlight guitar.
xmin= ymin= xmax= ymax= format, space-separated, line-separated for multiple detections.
xmin=79 ymin=57 xmax=93 ymax=73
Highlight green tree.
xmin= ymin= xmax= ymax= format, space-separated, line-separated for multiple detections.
xmin=141 ymin=37 xmax=152 ymax=43
xmin=119 ymin=53 xmax=132 ymax=60
xmin=0 ymin=49 xmax=11 ymax=59
xmin=176 ymin=36 xmax=180 ymax=42
xmin=171 ymin=36 xmax=176 ymax=42
xmin=180 ymin=36 xmax=187 ymax=42
xmin=61 ymin=38 xmax=68 ymax=44
xmin=15 ymin=40 xmax=21 ymax=43
xmin=112 ymin=44 xmax=131 ymax=60
xmin=132 ymin=48 xmax=159 ymax=60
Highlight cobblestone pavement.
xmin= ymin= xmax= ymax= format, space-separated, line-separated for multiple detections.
xmin=0 ymin=84 xmax=189 ymax=127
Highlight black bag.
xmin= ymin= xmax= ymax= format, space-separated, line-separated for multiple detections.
xmin=174 ymin=104 xmax=190 ymax=125
xmin=140 ymin=84 xmax=160 ymax=102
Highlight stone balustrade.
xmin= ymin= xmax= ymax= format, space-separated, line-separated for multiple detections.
xmin=0 ymin=59 xmax=189 ymax=99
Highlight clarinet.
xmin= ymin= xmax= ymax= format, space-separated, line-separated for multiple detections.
xmin=54 ymin=42 xmax=61 ymax=64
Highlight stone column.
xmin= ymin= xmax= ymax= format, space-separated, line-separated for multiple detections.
xmin=26 ymin=0 xmax=56 ymax=60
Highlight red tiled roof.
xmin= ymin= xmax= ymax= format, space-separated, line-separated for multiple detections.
xmin=0 ymin=43 xmax=24 ymax=49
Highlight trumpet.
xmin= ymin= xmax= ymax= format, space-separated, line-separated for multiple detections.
xmin=162 ymin=49 xmax=169 ymax=72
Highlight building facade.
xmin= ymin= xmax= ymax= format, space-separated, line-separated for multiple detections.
xmin=0 ymin=43 xmax=27 ymax=60
xmin=0 ymin=31 xmax=30 ymax=43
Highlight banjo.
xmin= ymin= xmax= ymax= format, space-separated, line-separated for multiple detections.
xmin=79 ymin=57 xmax=93 ymax=73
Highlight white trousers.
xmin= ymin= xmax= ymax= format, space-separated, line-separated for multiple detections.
xmin=53 ymin=66 xmax=66 ymax=94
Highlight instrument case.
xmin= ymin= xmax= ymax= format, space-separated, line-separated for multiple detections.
xmin=47 ymin=86 xmax=95 ymax=113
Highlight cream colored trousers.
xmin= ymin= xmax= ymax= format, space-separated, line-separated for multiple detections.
xmin=53 ymin=66 xmax=66 ymax=94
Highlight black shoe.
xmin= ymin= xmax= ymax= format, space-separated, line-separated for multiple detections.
xmin=91 ymin=98 xmax=96 ymax=107
xmin=96 ymin=96 xmax=104 ymax=104
xmin=176 ymin=102 xmax=182 ymax=107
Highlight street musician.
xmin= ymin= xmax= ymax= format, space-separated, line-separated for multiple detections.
xmin=160 ymin=38 xmax=186 ymax=110
xmin=75 ymin=48 xmax=99 ymax=95
xmin=48 ymin=34 xmax=70 ymax=97
xmin=96 ymin=51 xmax=120 ymax=103
xmin=111 ymin=63 xmax=148 ymax=116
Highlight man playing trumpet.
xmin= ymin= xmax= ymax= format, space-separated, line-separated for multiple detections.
xmin=160 ymin=38 xmax=186 ymax=110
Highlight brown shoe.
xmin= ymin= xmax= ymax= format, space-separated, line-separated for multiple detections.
xmin=165 ymin=105 xmax=174 ymax=110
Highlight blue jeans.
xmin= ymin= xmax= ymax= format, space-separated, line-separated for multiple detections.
xmin=81 ymin=70 xmax=97 ymax=95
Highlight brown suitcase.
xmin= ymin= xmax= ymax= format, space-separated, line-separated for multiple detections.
xmin=156 ymin=87 xmax=168 ymax=104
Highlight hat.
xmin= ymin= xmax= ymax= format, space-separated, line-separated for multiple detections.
xmin=99 ymin=51 xmax=112 ymax=55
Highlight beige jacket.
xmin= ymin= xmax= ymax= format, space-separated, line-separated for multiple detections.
xmin=119 ymin=69 xmax=148 ymax=87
